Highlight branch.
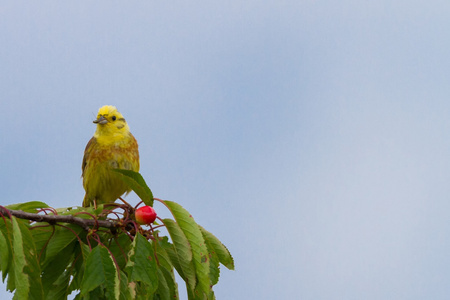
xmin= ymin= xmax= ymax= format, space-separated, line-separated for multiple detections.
xmin=0 ymin=207 xmax=118 ymax=231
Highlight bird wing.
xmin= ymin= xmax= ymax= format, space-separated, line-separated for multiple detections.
xmin=82 ymin=137 xmax=97 ymax=177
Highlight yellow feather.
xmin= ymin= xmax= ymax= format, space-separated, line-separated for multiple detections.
xmin=82 ymin=105 xmax=140 ymax=207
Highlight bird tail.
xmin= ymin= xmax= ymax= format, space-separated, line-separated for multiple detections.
xmin=82 ymin=194 xmax=89 ymax=207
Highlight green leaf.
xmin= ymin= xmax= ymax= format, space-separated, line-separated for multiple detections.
xmin=154 ymin=237 xmax=175 ymax=271
xmin=41 ymin=242 xmax=75 ymax=298
xmin=163 ymin=245 xmax=184 ymax=285
xmin=68 ymin=244 xmax=90 ymax=294
xmin=0 ymin=230 xmax=10 ymax=280
xmin=12 ymin=217 xmax=44 ymax=300
xmin=163 ymin=201 xmax=211 ymax=296
xmin=134 ymin=282 xmax=153 ymax=300
xmin=29 ymin=226 xmax=54 ymax=263
xmin=108 ymin=234 xmax=133 ymax=270
xmin=80 ymin=245 xmax=119 ymax=300
xmin=199 ymin=226 xmax=234 ymax=270
xmin=0 ymin=220 xmax=13 ymax=283
xmin=154 ymin=268 xmax=170 ymax=300
xmin=163 ymin=218 xmax=196 ymax=292
xmin=163 ymin=219 xmax=192 ymax=261
xmin=5 ymin=201 xmax=49 ymax=212
xmin=6 ymin=260 xmax=15 ymax=292
xmin=118 ymin=270 xmax=134 ymax=300
xmin=205 ymin=244 xmax=220 ymax=286
xmin=154 ymin=237 xmax=179 ymax=299
xmin=188 ymin=285 xmax=214 ymax=300
xmin=160 ymin=267 xmax=179 ymax=300
xmin=119 ymin=271 xmax=135 ymax=300
xmin=43 ymin=224 xmax=83 ymax=269
xmin=12 ymin=228 xmax=28 ymax=300
xmin=125 ymin=233 xmax=158 ymax=294
xmin=112 ymin=169 xmax=154 ymax=206
xmin=45 ymin=270 xmax=71 ymax=300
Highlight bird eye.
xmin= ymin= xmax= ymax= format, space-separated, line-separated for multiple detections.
xmin=112 ymin=116 xmax=116 ymax=121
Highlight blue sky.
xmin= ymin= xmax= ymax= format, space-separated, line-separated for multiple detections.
xmin=2 ymin=1 xmax=450 ymax=299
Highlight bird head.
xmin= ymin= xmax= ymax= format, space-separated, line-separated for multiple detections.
xmin=93 ymin=105 xmax=130 ymax=137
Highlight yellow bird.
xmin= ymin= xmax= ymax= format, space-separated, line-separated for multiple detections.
xmin=82 ymin=105 xmax=140 ymax=207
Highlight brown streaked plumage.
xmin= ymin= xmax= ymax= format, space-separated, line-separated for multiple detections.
xmin=82 ymin=105 xmax=140 ymax=207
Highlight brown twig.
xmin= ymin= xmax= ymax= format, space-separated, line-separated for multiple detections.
xmin=0 ymin=207 xmax=118 ymax=231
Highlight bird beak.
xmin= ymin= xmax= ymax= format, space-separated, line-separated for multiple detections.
xmin=93 ymin=115 xmax=108 ymax=125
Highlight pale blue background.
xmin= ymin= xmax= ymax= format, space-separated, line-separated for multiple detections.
xmin=2 ymin=1 xmax=450 ymax=299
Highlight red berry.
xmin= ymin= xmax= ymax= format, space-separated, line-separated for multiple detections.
xmin=135 ymin=206 xmax=157 ymax=225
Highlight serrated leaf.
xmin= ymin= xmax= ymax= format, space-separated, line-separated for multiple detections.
xmin=155 ymin=268 xmax=170 ymax=300
xmin=205 ymin=245 xmax=220 ymax=286
xmin=11 ymin=218 xmax=28 ymax=299
xmin=0 ymin=220 xmax=13 ymax=283
xmin=43 ymin=225 xmax=82 ymax=269
xmin=68 ymin=244 xmax=90 ymax=294
xmin=0 ymin=230 xmax=10 ymax=280
xmin=5 ymin=201 xmax=49 ymax=212
xmin=134 ymin=281 xmax=154 ymax=300
xmin=108 ymin=234 xmax=133 ymax=270
xmin=118 ymin=270 xmax=134 ymax=300
xmin=163 ymin=219 xmax=192 ymax=261
xmin=6 ymin=260 xmax=16 ymax=292
xmin=45 ymin=270 xmax=71 ymax=300
xmin=163 ymin=201 xmax=211 ymax=296
xmin=112 ymin=169 xmax=154 ymax=206
xmin=164 ymin=246 xmax=183 ymax=279
xmin=188 ymin=285 xmax=212 ymax=300
xmin=155 ymin=266 xmax=181 ymax=300
xmin=199 ymin=226 xmax=234 ymax=270
xmin=161 ymin=266 xmax=179 ymax=300
xmin=80 ymin=245 xmax=119 ymax=300
xmin=154 ymin=240 xmax=179 ymax=300
xmin=125 ymin=233 xmax=158 ymax=294
xmin=29 ymin=226 xmax=55 ymax=264
xmin=163 ymin=218 xmax=196 ymax=292
xmin=80 ymin=242 xmax=91 ymax=262
xmin=12 ymin=217 xmax=44 ymax=300
xmin=154 ymin=237 xmax=175 ymax=271
xmin=41 ymin=242 xmax=75 ymax=297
